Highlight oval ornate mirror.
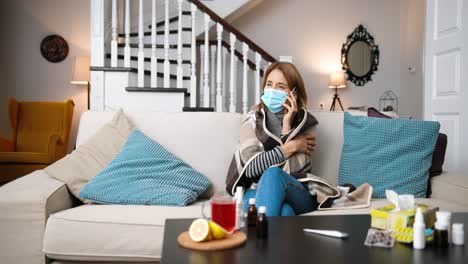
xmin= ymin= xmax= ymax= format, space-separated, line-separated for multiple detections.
xmin=341 ymin=25 xmax=380 ymax=86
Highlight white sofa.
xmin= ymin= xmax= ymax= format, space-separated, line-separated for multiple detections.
xmin=1 ymin=111 xmax=467 ymax=264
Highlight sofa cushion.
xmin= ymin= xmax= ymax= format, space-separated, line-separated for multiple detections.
xmin=338 ymin=113 xmax=440 ymax=198
xmin=43 ymin=203 xmax=208 ymax=262
xmin=45 ymin=110 xmax=134 ymax=202
xmin=79 ymin=130 xmax=211 ymax=206
xmin=308 ymin=111 xmax=344 ymax=185
xmin=76 ymin=111 xmax=242 ymax=198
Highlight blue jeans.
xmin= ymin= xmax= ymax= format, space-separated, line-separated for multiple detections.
xmin=242 ymin=167 xmax=318 ymax=216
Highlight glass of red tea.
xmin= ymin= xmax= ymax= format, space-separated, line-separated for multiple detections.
xmin=202 ymin=192 xmax=236 ymax=233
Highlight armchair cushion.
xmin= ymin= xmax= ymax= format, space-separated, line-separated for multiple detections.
xmin=0 ymin=137 xmax=14 ymax=152
xmin=45 ymin=110 xmax=134 ymax=202
xmin=0 ymin=152 xmax=51 ymax=164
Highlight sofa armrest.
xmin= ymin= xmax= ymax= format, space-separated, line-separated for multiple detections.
xmin=430 ymin=172 xmax=468 ymax=206
xmin=0 ymin=170 xmax=74 ymax=264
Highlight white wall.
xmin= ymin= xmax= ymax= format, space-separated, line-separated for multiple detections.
xmin=0 ymin=0 xmax=90 ymax=152
xmin=231 ymin=0 xmax=424 ymax=118
xmin=400 ymin=0 xmax=425 ymax=120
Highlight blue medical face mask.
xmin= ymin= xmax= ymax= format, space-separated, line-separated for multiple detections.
xmin=261 ymin=88 xmax=288 ymax=113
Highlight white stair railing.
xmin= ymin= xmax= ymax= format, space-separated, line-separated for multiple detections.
xmin=150 ymin=0 xmax=157 ymax=87
xmin=100 ymin=0 xmax=277 ymax=112
xmin=176 ymin=0 xmax=184 ymax=88
xmin=216 ymin=23 xmax=223 ymax=112
xmin=203 ymin=13 xmax=210 ymax=108
xmin=163 ymin=0 xmax=170 ymax=88
xmin=229 ymin=33 xmax=237 ymax=113
xmin=111 ymin=0 xmax=117 ymax=67
xmin=137 ymin=0 xmax=144 ymax=87
xmin=123 ymin=0 xmax=130 ymax=67
xmin=210 ymin=44 xmax=216 ymax=108
xmin=222 ymin=47 xmax=228 ymax=111
xmin=255 ymin=52 xmax=262 ymax=104
xmin=190 ymin=3 xmax=198 ymax=107
xmin=199 ymin=44 xmax=205 ymax=106
xmin=242 ymin=43 xmax=249 ymax=114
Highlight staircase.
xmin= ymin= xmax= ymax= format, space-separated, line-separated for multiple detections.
xmin=90 ymin=0 xmax=276 ymax=113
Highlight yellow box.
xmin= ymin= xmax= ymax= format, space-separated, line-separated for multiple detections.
xmin=370 ymin=204 xmax=438 ymax=231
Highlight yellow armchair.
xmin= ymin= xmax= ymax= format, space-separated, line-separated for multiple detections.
xmin=0 ymin=98 xmax=74 ymax=185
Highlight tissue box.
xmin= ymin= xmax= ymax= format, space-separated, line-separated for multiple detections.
xmin=370 ymin=204 xmax=438 ymax=231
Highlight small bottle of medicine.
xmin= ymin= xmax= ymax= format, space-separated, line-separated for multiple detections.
xmin=434 ymin=220 xmax=449 ymax=248
xmin=247 ymin=198 xmax=257 ymax=227
xmin=452 ymin=223 xmax=465 ymax=246
xmin=256 ymin=206 xmax=268 ymax=239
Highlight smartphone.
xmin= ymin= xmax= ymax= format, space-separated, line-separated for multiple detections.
xmin=290 ymin=86 xmax=297 ymax=96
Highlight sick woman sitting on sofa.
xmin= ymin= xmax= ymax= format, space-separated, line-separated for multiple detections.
xmin=225 ymin=61 xmax=319 ymax=216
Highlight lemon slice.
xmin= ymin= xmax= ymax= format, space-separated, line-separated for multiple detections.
xmin=209 ymin=220 xmax=229 ymax=240
xmin=189 ymin=219 xmax=211 ymax=242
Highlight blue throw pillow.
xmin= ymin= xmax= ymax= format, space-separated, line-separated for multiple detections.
xmin=338 ymin=113 xmax=440 ymax=198
xmin=79 ymin=130 xmax=212 ymax=206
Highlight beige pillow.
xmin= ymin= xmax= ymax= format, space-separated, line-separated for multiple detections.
xmin=45 ymin=109 xmax=134 ymax=201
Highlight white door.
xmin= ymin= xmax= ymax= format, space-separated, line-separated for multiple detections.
xmin=424 ymin=0 xmax=468 ymax=173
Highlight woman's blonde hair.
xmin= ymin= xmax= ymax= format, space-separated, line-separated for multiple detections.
xmin=254 ymin=62 xmax=307 ymax=110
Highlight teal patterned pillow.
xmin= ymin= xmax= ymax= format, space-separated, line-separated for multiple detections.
xmin=79 ymin=130 xmax=212 ymax=206
xmin=338 ymin=113 xmax=440 ymax=198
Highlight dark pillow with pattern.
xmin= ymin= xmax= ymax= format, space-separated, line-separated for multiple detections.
xmin=367 ymin=107 xmax=447 ymax=197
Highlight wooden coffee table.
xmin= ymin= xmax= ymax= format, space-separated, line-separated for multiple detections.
xmin=161 ymin=214 xmax=468 ymax=263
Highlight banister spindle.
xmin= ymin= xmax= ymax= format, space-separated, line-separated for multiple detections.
xmin=150 ymin=0 xmax=157 ymax=87
xmin=124 ymin=0 xmax=130 ymax=67
xmin=222 ymin=46 xmax=228 ymax=112
xmin=199 ymin=44 xmax=205 ymax=106
xmin=176 ymin=0 xmax=183 ymax=88
xmin=255 ymin=52 xmax=262 ymax=104
xmin=216 ymin=23 xmax=223 ymax=112
xmin=137 ymin=0 xmax=144 ymax=87
xmin=229 ymin=33 xmax=237 ymax=113
xmin=190 ymin=3 xmax=197 ymax=107
xmin=210 ymin=44 xmax=216 ymax=108
xmin=111 ymin=0 xmax=117 ymax=67
xmin=203 ymin=13 xmax=210 ymax=108
xmin=163 ymin=0 xmax=170 ymax=87
xmin=242 ymin=43 xmax=249 ymax=114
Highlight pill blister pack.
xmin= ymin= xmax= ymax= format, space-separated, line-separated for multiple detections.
xmin=364 ymin=228 xmax=395 ymax=248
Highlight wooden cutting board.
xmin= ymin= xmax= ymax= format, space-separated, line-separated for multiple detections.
xmin=177 ymin=231 xmax=247 ymax=251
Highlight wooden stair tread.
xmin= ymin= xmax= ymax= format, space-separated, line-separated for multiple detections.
xmin=126 ymin=87 xmax=188 ymax=93
xmin=183 ymin=107 xmax=215 ymax=112
xmin=105 ymin=53 xmax=191 ymax=64
xmin=148 ymin=11 xmax=191 ymax=29
xmin=117 ymin=43 xmax=191 ymax=49
xmin=118 ymin=28 xmax=192 ymax=38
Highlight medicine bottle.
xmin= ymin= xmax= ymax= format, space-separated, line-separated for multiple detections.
xmin=452 ymin=223 xmax=464 ymax=246
xmin=247 ymin=198 xmax=257 ymax=227
xmin=434 ymin=221 xmax=449 ymax=248
xmin=256 ymin=206 xmax=268 ymax=239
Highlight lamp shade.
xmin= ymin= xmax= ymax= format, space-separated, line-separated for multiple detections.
xmin=71 ymin=56 xmax=90 ymax=85
xmin=328 ymin=71 xmax=347 ymax=89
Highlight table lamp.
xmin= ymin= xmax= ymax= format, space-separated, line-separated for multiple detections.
xmin=328 ymin=71 xmax=347 ymax=111
xmin=71 ymin=56 xmax=91 ymax=109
